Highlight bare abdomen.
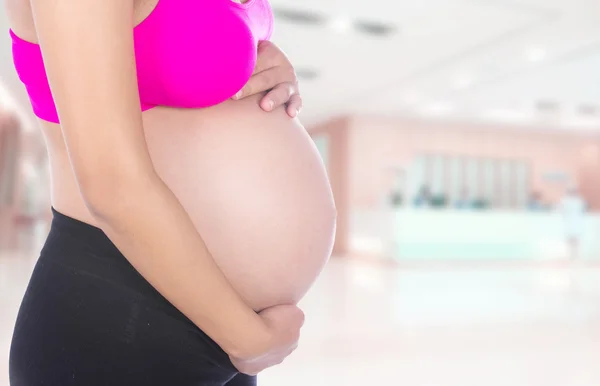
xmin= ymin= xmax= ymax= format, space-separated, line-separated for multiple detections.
xmin=142 ymin=97 xmax=336 ymax=310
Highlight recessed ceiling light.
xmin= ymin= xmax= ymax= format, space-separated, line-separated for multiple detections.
xmin=535 ymin=100 xmax=560 ymax=113
xmin=329 ymin=17 xmax=353 ymax=33
xmin=295 ymin=69 xmax=319 ymax=81
xmin=271 ymin=8 xmax=326 ymax=26
xmin=527 ymin=48 xmax=546 ymax=62
xmin=354 ymin=21 xmax=397 ymax=37
xmin=577 ymin=104 xmax=599 ymax=116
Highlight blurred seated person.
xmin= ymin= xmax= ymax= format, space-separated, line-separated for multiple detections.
xmin=527 ymin=191 xmax=545 ymax=211
xmin=454 ymin=187 xmax=472 ymax=210
xmin=413 ymin=185 xmax=432 ymax=208
xmin=560 ymin=186 xmax=587 ymax=260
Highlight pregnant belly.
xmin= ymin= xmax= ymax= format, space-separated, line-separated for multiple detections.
xmin=142 ymin=96 xmax=336 ymax=311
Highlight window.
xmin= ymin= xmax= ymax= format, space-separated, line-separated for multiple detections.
xmin=410 ymin=154 xmax=531 ymax=208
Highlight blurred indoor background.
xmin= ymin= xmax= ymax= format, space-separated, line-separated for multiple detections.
xmin=2 ymin=0 xmax=600 ymax=385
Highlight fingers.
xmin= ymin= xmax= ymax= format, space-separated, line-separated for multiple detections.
xmin=285 ymin=94 xmax=303 ymax=118
xmin=233 ymin=40 xmax=303 ymax=111
xmin=287 ymin=306 xmax=305 ymax=328
xmin=235 ymin=65 xmax=296 ymax=100
xmin=260 ymin=82 xmax=298 ymax=112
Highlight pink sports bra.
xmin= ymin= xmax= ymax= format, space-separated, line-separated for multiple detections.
xmin=10 ymin=0 xmax=274 ymax=124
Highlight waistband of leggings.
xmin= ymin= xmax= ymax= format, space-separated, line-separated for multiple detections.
xmin=50 ymin=207 xmax=124 ymax=259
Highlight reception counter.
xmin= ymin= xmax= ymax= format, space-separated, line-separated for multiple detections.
xmin=350 ymin=209 xmax=600 ymax=260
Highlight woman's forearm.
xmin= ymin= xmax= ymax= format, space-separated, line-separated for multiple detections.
xmin=84 ymin=171 xmax=269 ymax=358
xmin=27 ymin=0 xmax=270 ymax=362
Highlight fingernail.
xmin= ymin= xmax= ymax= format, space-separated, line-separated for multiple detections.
xmin=267 ymin=101 xmax=274 ymax=110
xmin=233 ymin=91 xmax=242 ymax=100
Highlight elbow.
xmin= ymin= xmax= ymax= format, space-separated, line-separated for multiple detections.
xmin=78 ymin=172 xmax=124 ymax=221
xmin=76 ymin=166 xmax=154 ymax=222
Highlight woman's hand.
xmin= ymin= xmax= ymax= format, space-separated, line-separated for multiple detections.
xmin=233 ymin=41 xmax=302 ymax=118
xmin=230 ymin=305 xmax=305 ymax=375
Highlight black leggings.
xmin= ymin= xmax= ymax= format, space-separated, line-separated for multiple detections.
xmin=9 ymin=209 xmax=257 ymax=386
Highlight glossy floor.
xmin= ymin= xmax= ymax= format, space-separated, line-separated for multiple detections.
xmin=2 ymin=241 xmax=600 ymax=385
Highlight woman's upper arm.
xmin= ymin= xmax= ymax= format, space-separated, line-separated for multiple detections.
xmin=30 ymin=0 xmax=153 ymax=197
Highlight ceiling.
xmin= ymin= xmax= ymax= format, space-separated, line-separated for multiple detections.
xmin=1 ymin=0 xmax=600 ymax=131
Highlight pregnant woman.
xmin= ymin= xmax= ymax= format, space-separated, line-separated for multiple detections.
xmin=6 ymin=0 xmax=336 ymax=385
